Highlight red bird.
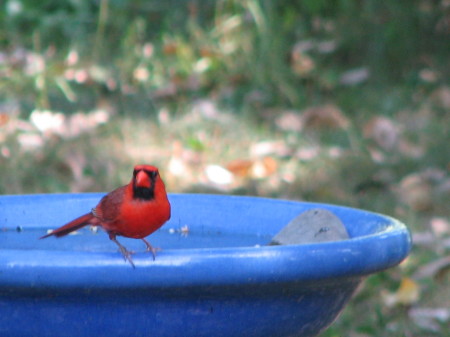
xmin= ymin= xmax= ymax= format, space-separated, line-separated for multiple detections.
xmin=41 ymin=165 xmax=171 ymax=267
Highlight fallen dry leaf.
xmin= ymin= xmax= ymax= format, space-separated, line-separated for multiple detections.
xmin=419 ymin=68 xmax=438 ymax=83
xmin=251 ymin=157 xmax=278 ymax=179
xmin=430 ymin=217 xmax=450 ymax=237
xmin=295 ymin=146 xmax=320 ymax=161
xmin=275 ymin=110 xmax=303 ymax=132
xmin=409 ymin=307 xmax=450 ymax=332
xmin=162 ymin=42 xmax=178 ymax=55
xmin=226 ymin=157 xmax=278 ymax=180
xmin=204 ymin=164 xmax=234 ymax=186
xmin=65 ymin=110 xmax=109 ymax=137
xmin=291 ymin=42 xmax=315 ymax=76
xmin=412 ymin=256 xmax=450 ymax=280
xmin=250 ymin=140 xmax=290 ymax=158
xmin=411 ymin=231 xmax=435 ymax=246
xmin=142 ymin=43 xmax=154 ymax=58
xmin=394 ymin=277 xmax=421 ymax=305
xmin=226 ymin=159 xmax=254 ymax=178
xmin=339 ymin=67 xmax=370 ymax=86
xmin=301 ymin=104 xmax=350 ymax=130
xmin=363 ymin=116 xmax=400 ymax=151
xmin=396 ymin=173 xmax=433 ymax=211
xmin=30 ymin=109 xmax=65 ymax=134
xmin=133 ymin=66 xmax=150 ymax=82
xmin=431 ymin=86 xmax=450 ymax=109
xmin=191 ymin=99 xmax=224 ymax=121
xmin=0 ymin=114 xmax=10 ymax=127
xmin=17 ymin=133 xmax=44 ymax=150
xmin=381 ymin=277 xmax=421 ymax=307
xmin=317 ymin=40 xmax=337 ymax=54
xmin=1 ymin=145 xmax=10 ymax=158
xmin=29 ymin=109 xmax=109 ymax=139
xmin=168 ymin=156 xmax=189 ymax=178
xmin=397 ymin=139 xmax=425 ymax=158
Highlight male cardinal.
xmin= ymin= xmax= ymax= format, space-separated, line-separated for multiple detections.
xmin=41 ymin=165 xmax=171 ymax=267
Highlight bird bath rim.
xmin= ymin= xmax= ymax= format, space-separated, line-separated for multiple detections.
xmin=0 ymin=193 xmax=411 ymax=289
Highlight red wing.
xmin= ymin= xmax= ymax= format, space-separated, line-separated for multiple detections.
xmin=93 ymin=185 xmax=126 ymax=222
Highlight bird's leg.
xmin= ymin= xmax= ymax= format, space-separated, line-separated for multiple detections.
xmin=109 ymin=233 xmax=135 ymax=268
xmin=141 ymin=238 xmax=160 ymax=261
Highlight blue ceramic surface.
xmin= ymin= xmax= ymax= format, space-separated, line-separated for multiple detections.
xmin=0 ymin=193 xmax=411 ymax=337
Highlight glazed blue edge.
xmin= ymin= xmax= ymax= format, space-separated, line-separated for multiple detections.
xmin=0 ymin=193 xmax=412 ymax=289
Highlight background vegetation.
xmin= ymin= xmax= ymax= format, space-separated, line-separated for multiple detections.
xmin=1 ymin=1 xmax=449 ymax=336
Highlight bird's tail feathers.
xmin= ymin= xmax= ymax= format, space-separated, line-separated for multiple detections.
xmin=40 ymin=212 xmax=94 ymax=239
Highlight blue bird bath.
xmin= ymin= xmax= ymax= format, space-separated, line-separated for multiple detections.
xmin=0 ymin=193 xmax=411 ymax=337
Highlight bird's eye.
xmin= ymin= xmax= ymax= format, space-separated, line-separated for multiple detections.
xmin=148 ymin=170 xmax=158 ymax=179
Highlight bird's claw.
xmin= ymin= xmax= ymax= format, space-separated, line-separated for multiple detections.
xmin=118 ymin=245 xmax=136 ymax=268
xmin=145 ymin=245 xmax=161 ymax=261
xmin=141 ymin=238 xmax=161 ymax=261
xmin=110 ymin=235 xmax=136 ymax=268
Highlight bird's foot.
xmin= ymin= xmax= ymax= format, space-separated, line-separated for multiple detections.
xmin=118 ymin=245 xmax=136 ymax=268
xmin=110 ymin=234 xmax=136 ymax=268
xmin=141 ymin=238 xmax=161 ymax=261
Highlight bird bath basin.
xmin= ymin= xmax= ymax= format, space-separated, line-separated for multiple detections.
xmin=0 ymin=193 xmax=411 ymax=337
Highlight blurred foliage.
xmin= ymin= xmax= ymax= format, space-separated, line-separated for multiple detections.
xmin=1 ymin=0 xmax=448 ymax=111
xmin=1 ymin=1 xmax=450 ymax=336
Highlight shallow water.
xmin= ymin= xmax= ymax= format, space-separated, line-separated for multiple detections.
xmin=1 ymin=226 xmax=272 ymax=252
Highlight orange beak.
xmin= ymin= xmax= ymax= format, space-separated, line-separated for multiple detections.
xmin=135 ymin=170 xmax=151 ymax=188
